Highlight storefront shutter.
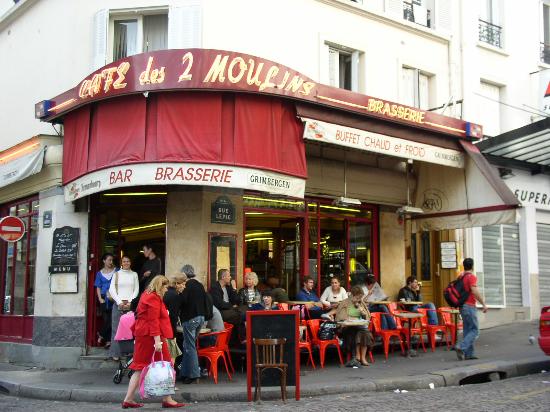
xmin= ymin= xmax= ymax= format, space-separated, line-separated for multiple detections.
xmin=502 ymin=224 xmax=522 ymax=307
xmin=167 ymin=5 xmax=202 ymax=49
xmin=538 ymin=223 xmax=550 ymax=306
xmin=481 ymin=225 xmax=505 ymax=306
xmin=92 ymin=9 xmax=109 ymax=70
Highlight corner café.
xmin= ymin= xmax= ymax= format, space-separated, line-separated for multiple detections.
xmin=37 ymin=48 xmax=518 ymax=348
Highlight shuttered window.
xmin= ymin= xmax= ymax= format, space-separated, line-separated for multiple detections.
xmin=402 ymin=67 xmax=430 ymax=110
xmin=538 ymin=223 xmax=550 ymax=306
xmin=479 ymin=82 xmax=501 ymax=137
xmin=328 ymin=45 xmax=360 ymax=92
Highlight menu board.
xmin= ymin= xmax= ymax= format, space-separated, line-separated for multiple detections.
xmin=51 ymin=226 xmax=80 ymax=267
xmin=440 ymin=241 xmax=457 ymax=269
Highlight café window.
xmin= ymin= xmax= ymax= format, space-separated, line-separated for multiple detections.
xmin=1 ymin=197 xmax=39 ymax=316
xmin=327 ymin=43 xmax=360 ymax=92
xmin=110 ymin=12 xmax=168 ymax=61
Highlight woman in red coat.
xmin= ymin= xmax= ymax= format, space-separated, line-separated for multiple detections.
xmin=122 ymin=275 xmax=185 ymax=409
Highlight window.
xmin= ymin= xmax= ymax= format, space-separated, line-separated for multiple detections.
xmin=1 ymin=197 xmax=38 ymax=316
xmin=403 ymin=0 xmax=431 ymax=28
xmin=111 ymin=12 xmax=168 ymax=61
xmin=328 ymin=45 xmax=360 ymax=92
xmin=542 ymin=3 xmax=550 ymax=63
xmin=402 ymin=67 xmax=430 ymax=110
xmin=479 ymin=0 xmax=502 ymax=48
xmin=478 ymin=81 xmax=501 ymax=137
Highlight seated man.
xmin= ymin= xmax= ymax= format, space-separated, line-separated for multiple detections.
xmin=250 ymin=290 xmax=280 ymax=311
xmin=295 ymin=276 xmax=324 ymax=319
xmin=397 ymin=276 xmax=438 ymax=325
xmin=364 ymin=275 xmax=396 ymax=330
xmin=209 ymin=268 xmax=241 ymax=326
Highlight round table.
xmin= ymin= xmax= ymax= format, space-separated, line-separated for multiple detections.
xmin=369 ymin=301 xmax=392 ymax=305
xmin=394 ymin=312 xmax=424 ymax=357
xmin=400 ymin=301 xmax=424 ymax=305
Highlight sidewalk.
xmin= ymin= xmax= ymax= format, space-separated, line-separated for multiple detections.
xmin=1 ymin=321 xmax=548 ymax=403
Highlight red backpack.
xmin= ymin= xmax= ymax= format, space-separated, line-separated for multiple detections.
xmin=443 ymin=273 xmax=472 ymax=308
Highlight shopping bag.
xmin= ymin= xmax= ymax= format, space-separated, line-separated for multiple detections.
xmin=139 ymin=349 xmax=175 ymax=398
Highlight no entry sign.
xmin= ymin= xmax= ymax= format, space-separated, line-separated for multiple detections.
xmin=0 ymin=216 xmax=26 ymax=242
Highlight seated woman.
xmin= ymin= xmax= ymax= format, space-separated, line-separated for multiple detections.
xmin=325 ymin=286 xmax=373 ymax=367
xmin=250 ymin=290 xmax=280 ymax=311
xmin=238 ymin=271 xmax=261 ymax=307
xmin=320 ymin=277 xmax=348 ymax=310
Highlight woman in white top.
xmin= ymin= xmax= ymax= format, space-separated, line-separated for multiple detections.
xmin=320 ymin=277 xmax=348 ymax=309
xmin=109 ymin=255 xmax=139 ymax=360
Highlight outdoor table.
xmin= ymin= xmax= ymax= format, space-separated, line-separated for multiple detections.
xmin=369 ymin=301 xmax=392 ymax=305
xmin=286 ymin=300 xmax=312 ymax=313
xmin=337 ymin=319 xmax=370 ymax=327
xmin=199 ymin=328 xmax=211 ymax=335
xmin=394 ymin=312 xmax=424 ymax=357
xmin=400 ymin=301 xmax=423 ymax=305
xmin=440 ymin=308 xmax=460 ymax=348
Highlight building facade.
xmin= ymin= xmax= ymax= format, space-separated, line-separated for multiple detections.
xmin=0 ymin=0 xmax=537 ymax=367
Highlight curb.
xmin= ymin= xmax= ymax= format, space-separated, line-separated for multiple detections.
xmin=1 ymin=356 xmax=549 ymax=403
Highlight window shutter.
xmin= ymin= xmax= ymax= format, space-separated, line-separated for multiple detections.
xmin=351 ymin=51 xmax=360 ymax=92
xmin=144 ymin=14 xmax=168 ymax=52
xmin=328 ymin=48 xmax=339 ymax=87
xmin=479 ymin=81 xmax=500 ymax=136
xmin=435 ymin=0 xmax=452 ymax=32
xmin=92 ymin=9 xmax=109 ymax=70
xmin=385 ymin=0 xmax=404 ymax=20
xmin=402 ymin=67 xmax=415 ymax=107
xmin=168 ymin=5 xmax=202 ymax=49
xmin=418 ymin=73 xmax=429 ymax=110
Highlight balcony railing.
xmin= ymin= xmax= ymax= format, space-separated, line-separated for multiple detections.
xmin=541 ymin=42 xmax=550 ymax=64
xmin=479 ymin=19 xmax=502 ymax=48
xmin=403 ymin=2 xmax=431 ymax=28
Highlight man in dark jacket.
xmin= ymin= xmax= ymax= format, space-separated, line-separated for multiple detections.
xmin=179 ymin=264 xmax=207 ymax=384
xmin=209 ymin=268 xmax=241 ymax=325
xmin=397 ymin=276 xmax=437 ymax=325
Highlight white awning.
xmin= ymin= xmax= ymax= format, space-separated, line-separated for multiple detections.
xmin=0 ymin=143 xmax=45 ymax=189
xmin=412 ymin=141 xmax=519 ymax=232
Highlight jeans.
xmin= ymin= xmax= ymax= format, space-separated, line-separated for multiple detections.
xmin=410 ymin=303 xmax=438 ymax=325
xmin=458 ymin=304 xmax=479 ymax=358
xmin=180 ymin=315 xmax=205 ymax=379
xmin=369 ymin=304 xmax=396 ymax=330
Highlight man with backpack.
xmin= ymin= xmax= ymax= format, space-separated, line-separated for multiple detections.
xmin=454 ymin=258 xmax=488 ymax=361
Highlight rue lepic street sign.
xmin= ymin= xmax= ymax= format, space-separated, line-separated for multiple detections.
xmin=211 ymin=196 xmax=235 ymax=224
xmin=0 ymin=216 xmax=26 ymax=242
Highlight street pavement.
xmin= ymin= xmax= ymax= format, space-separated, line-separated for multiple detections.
xmin=1 ymin=372 xmax=550 ymax=411
xmin=0 ymin=320 xmax=549 ymax=403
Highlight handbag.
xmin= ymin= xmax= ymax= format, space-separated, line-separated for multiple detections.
xmin=106 ymin=271 xmax=119 ymax=302
xmin=318 ymin=321 xmax=338 ymax=340
xmin=139 ymin=349 xmax=176 ymax=398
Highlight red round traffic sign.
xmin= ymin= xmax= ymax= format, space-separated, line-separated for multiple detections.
xmin=0 ymin=216 xmax=26 ymax=242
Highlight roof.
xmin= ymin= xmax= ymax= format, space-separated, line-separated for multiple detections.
xmin=476 ymin=117 xmax=550 ymax=175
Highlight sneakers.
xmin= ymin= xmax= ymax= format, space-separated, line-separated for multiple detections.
xmin=465 ymin=355 xmax=479 ymax=360
xmin=455 ymin=347 xmax=465 ymax=361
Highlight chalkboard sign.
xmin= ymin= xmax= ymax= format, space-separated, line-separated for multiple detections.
xmin=246 ymin=310 xmax=300 ymax=401
xmin=51 ymin=226 xmax=80 ymax=266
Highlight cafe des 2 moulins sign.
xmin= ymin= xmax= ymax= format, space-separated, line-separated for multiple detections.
xmin=211 ymin=196 xmax=235 ymax=224
xmin=36 ymin=49 xmax=482 ymax=140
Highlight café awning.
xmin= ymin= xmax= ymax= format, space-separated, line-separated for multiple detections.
xmin=412 ymin=141 xmax=519 ymax=232
xmin=0 ymin=138 xmax=45 ymax=189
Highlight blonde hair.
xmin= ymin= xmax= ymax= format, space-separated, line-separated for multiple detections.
xmin=170 ymin=273 xmax=187 ymax=287
xmin=147 ymin=275 xmax=170 ymax=296
xmin=245 ymin=271 xmax=259 ymax=286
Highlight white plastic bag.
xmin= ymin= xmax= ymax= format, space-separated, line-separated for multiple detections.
xmin=139 ymin=350 xmax=175 ymax=398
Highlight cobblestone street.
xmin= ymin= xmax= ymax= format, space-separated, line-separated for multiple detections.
xmin=2 ymin=372 xmax=550 ymax=412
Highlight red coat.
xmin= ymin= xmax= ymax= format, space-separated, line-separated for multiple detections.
xmin=133 ymin=291 xmax=174 ymax=339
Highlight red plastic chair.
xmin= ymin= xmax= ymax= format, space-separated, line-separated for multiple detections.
xmin=222 ymin=322 xmax=236 ymax=373
xmin=438 ymin=307 xmax=463 ymax=346
xmin=394 ymin=310 xmax=427 ymax=353
xmin=306 ymin=319 xmax=344 ymax=368
xmin=299 ymin=320 xmax=316 ymax=369
xmin=198 ymin=329 xmax=233 ymax=384
xmin=370 ymin=312 xmax=404 ymax=360
xmin=417 ymin=308 xmax=450 ymax=351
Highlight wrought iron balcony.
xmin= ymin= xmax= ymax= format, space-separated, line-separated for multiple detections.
xmin=479 ymin=19 xmax=502 ymax=48
xmin=541 ymin=42 xmax=550 ymax=64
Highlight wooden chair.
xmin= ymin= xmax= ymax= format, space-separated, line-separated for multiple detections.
xmin=253 ymin=338 xmax=288 ymax=402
